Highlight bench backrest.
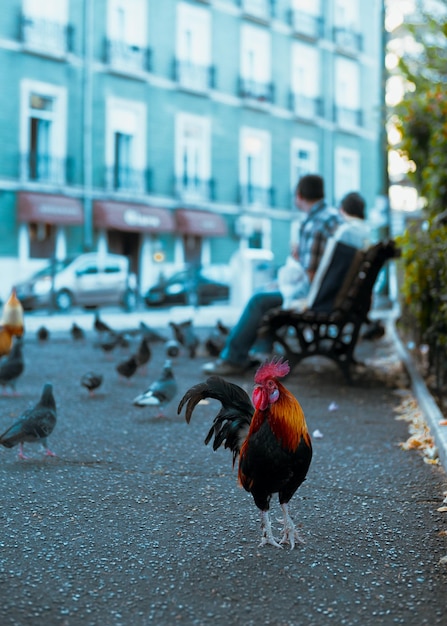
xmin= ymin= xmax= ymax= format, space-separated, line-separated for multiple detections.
xmin=310 ymin=241 xmax=359 ymax=313
xmin=332 ymin=240 xmax=399 ymax=320
xmin=307 ymin=239 xmax=398 ymax=319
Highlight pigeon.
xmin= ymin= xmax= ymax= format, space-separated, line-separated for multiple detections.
xmin=116 ymin=355 xmax=138 ymax=383
xmin=204 ymin=319 xmax=230 ymax=357
xmin=135 ymin=337 xmax=151 ymax=375
xmin=0 ymin=338 xmax=25 ymax=395
xmin=0 ymin=382 xmax=57 ymax=459
xmin=165 ymin=339 xmax=181 ymax=358
xmin=133 ymin=360 xmax=178 ymax=417
xmin=70 ymin=322 xmax=86 ymax=341
xmin=81 ymin=372 xmax=103 ymax=397
xmin=216 ymin=320 xmax=230 ymax=336
xmin=116 ymin=332 xmax=131 ymax=351
xmin=139 ymin=321 xmax=167 ymax=343
xmin=96 ymin=331 xmax=120 ymax=358
xmin=169 ymin=320 xmax=200 ymax=358
xmin=94 ymin=312 xmax=113 ymax=334
xmin=37 ymin=326 xmax=49 ymax=342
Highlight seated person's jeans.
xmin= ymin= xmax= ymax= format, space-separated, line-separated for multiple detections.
xmin=220 ymin=291 xmax=283 ymax=366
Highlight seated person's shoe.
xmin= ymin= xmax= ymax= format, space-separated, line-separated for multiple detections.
xmin=202 ymin=359 xmax=246 ymax=376
xmin=361 ymin=320 xmax=385 ymax=341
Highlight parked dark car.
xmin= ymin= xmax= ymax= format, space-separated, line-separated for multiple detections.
xmin=144 ymin=269 xmax=230 ymax=307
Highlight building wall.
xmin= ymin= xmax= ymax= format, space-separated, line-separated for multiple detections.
xmin=0 ymin=0 xmax=386 ymax=302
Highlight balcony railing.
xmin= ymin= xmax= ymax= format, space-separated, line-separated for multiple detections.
xmin=20 ymin=13 xmax=74 ymax=55
xmin=173 ymin=59 xmax=215 ymax=92
xmin=289 ymin=10 xmax=323 ymax=39
xmin=334 ymin=105 xmax=363 ymax=128
xmin=333 ymin=26 xmax=363 ymax=53
xmin=239 ymin=184 xmax=275 ymax=207
xmin=104 ymin=38 xmax=152 ymax=73
xmin=105 ymin=166 xmax=152 ymax=193
xmin=238 ymin=77 xmax=274 ymax=104
xmin=239 ymin=0 xmax=275 ymax=21
xmin=289 ymin=92 xmax=323 ymax=119
xmin=175 ymin=175 xmax=215 ymax=201
xmin=21 ymin=152 xmax=72 ymax=184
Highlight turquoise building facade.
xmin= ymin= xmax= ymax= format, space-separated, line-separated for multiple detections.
xmin=0 ymin=0 xmax=386 ymax=300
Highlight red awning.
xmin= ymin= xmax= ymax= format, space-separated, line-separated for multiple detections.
xmin=93 ymin=201 xmax=175 ymax=233
xmin=17 ymin=192 xmax=84 ymax=225
xmin=175 ymin=209 xmax=227 ymax=237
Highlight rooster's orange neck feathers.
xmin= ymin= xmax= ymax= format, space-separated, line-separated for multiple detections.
xmin=243 ymin=381 xmax=310 ymax=454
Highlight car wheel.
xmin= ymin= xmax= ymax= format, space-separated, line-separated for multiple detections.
xmin=123 ymin=289 xmax=137 ymax=312
xmin=54 ymin=289 xmax=73 ymax=312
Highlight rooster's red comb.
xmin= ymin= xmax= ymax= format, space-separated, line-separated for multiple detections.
xmin=254 ymin=357 xmax=290 ymax=384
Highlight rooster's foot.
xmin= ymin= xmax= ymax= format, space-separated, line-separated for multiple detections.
xmin=279 ymin=503 xmax=305 ymax=550
xmin=259 ymin=511 xmax=283 ymax=549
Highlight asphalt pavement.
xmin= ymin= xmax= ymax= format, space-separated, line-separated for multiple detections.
xmin=0 ymin=303 xmax=446 ymax=625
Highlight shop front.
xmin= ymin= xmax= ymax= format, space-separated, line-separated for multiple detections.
xmin=93 ymin=200 xmax=175 ymax=293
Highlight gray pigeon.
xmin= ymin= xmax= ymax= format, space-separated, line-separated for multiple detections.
xmin=139 ymin=321 xmax=167 ymax=343
xmin=135 ymin=337 xmax=151 ymax=375
xmin=169 ymin=320 xmax=200 ymax=358
xmin=133 ymin=360 xmax=178 ymax=417
xmin=165 ymin=339 xmax=181 ymax=358
xmin=0 ymin=382 xmax=57 ymax=459
xmin=71 ymin=322 xmax=86 ymax=341
xmin=81 ymin=372 xmax=103 ymax=396
xmin=37 ymin=326 xmax=49 ymax=342
xmin=116 ymin=355 xmax=138 ymax=383
xmin=0 ymin=338 xmax=25 ymax=395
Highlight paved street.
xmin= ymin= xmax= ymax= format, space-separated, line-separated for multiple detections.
xmin=0 ymin=311 xmax=446 ymax=626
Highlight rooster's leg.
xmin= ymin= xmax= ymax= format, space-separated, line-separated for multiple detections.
xmin=279 ymin=503 xmax=305 ymax=549
xmin=259 ymin=510 xmax=282 ymax=549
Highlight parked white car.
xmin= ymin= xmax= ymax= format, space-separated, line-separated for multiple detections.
xmin=14 ymin=253 xmax=137 ymax=312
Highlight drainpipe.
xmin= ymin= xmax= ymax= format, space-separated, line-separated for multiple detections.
xmin=83 ymin=0 xmax=93 ymax=249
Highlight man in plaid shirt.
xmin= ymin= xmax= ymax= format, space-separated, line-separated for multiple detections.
xmin=296 ymin=175 xmax=341 ymax=284
xmin=202 ymin=174 xmax=342 ymax=376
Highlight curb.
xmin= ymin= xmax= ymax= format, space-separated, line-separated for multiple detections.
xmin=388 ymin=319 xmax=447 ymax=473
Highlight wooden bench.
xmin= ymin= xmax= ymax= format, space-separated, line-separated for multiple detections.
xmin=259 ymin=240 xmax=400 ymax=383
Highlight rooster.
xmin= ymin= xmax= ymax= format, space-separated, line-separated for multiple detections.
xmin=0 ymin=288 xmax=25 ymax=358
xmin=177 ymin=357 xmax=312 ymax=549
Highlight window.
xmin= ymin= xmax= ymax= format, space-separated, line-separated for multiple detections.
xmin=106 ymin=99 xmax=147 ymax=192
xmin=240 ymin=25 xmax=272 ymax=102
xmin=334 ymin=58 xmax=362 ymax=126
xmin=241 ymin=0 xmax=271 ymax=21
xmin=21 ymin=0 xmax=69 ymax=55
xmin=333 ymin=0 xmax=362 ymax=51
xmin=175 ymin=113 xmax=211 ymax=200
xmin=176 ymin=3 xmax=211 ymax=91
xmin=334 ymin=147 xmax=360 ymax=204
xmin=106 ymin=0 xmax=149 ymax=71
xmin=20 ymin=80 xmax=67 ymax=183
xmin=290 ymin=139 xmax=319 ymax=191
xmin=240 ymin=128 xmax=272 ymax=206
xmin=290 ymin=0 xmax=322 ymax=38
xmin=291 ymin=42 xmax=321 ymax=118
xmin=334 ymin=0 xmax=359 ymax=29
